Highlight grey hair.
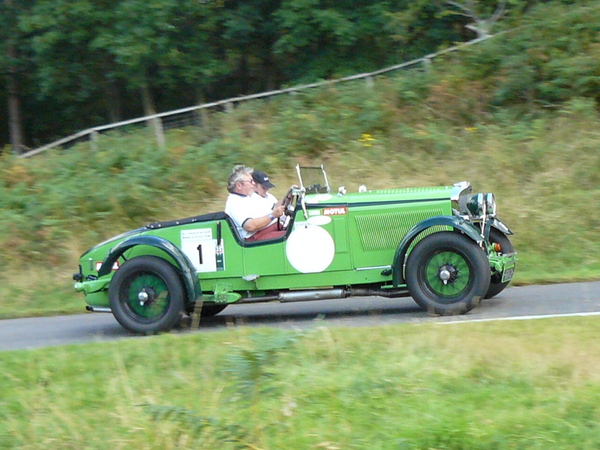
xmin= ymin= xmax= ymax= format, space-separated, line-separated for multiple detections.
xmin=227 ymin=164 xmax=254 ymax=193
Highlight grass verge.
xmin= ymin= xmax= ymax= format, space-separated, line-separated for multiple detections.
xmin=2 ymin=318 xmax=600 ymax=448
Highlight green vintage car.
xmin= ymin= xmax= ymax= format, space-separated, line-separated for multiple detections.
xmin=73 ymin=165 xmax=516 ymax=334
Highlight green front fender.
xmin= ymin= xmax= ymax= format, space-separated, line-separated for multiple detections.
xmin=98 ymin=235 xmax=201 ymax=304
xmin=392 ymin=215 xmax=483 ymax=286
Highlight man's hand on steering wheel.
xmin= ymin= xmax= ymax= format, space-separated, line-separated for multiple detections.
xmin=277 ymin=186 xmax=299 ymax=230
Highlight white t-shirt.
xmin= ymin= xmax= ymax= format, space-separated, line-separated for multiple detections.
xmin=225 ymin=192 xmax=275 ymax=239
xmin=253 ymin=192 xmax=278 ymax=215
xmin=225 ymin=192 xmax=256 ymax=239
xmin=254 ymin=192 xmax=285 ymax=228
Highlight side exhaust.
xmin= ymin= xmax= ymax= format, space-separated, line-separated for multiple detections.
xmin=86 ymin=306 xmax=112 ymax=313
xmin=239 ymin=287 xmax=410 ymax=304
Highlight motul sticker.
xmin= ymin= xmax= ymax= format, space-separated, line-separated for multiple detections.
xmin=322 ymin=206 xmax=348 ymax=216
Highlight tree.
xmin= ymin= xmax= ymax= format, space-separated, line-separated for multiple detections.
xmin=274 ymin=0 xmax=471 ymax=82
xmin=21 ymin=0 xmax=226 ymax=145
xmin=93 ymin=0 xmax=227 ymax=127
xmin=446 ymin=2 xmax=600 ymax=111
xmin=22 ymin=0 xmax=126 ymax=130
xmin=0 ymin=0 xmax=32 ymax=154
xmin=220 ymin=0 xmax=283 ymax=93
xmin=445 ymin=0 xmax=508 ymax=37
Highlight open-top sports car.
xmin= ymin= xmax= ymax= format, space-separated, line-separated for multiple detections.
xmin=73 ymin=165 xmax=516 ymax=334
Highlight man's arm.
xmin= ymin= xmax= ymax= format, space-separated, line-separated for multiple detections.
xmin=243 ymin=204 xmax=285 ymax=232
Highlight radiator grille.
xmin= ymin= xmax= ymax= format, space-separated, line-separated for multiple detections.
xmin=355 ymin=209 xmax=445 ymax=251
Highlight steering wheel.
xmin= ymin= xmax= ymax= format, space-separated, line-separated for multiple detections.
xmin=277 ymin=187 xmax=299 ymax=230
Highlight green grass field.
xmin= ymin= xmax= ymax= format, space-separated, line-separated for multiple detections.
xmin=2 ymin=317 xmax=600 ymax=448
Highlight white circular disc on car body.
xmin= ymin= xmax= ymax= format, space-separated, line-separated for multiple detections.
xmin=286 ymin=224 xmax=335 ymax=273
xmin=307 ymin=215 xmax=332 ymax=226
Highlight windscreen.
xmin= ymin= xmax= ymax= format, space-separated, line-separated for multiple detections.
xmin=297 ymin=166 xmax=330 ymax=194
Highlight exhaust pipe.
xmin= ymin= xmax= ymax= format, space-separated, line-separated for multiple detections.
xmin=86 ymin=306 xmax=112 ymax=313
xmin=278 ymin=289 xmax=347 ymax=303
xmin=238 ymin=287 xmax=410 ymax=305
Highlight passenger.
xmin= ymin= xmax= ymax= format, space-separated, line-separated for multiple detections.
xmin=252 ymin=170 xmax=279 ymax=213
xmin=225 ymin=165 xmax=286 ymax=242
xmin=253 ymin=169 xmax=297 ymax=231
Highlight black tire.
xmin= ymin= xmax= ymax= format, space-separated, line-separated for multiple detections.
xmin=485 ymin=228 xmax=515 ymax=299
xmin=108 ymin=256 xmax=185 ymax=334
xmin=200 ymin=303 xmax=228 ymax=318
xmin=406 ymin=232 xmax=491 ymax=316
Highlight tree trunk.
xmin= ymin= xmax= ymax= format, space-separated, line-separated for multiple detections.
xmin=104 ymin=81 xmax=123 ymax=123
xmin=195 ymin=88 xmax=210 ymax=129
xmin=140 ymin=83 xmax=165 ymax=149
xmin=5 ymin=37 xmax=25 ymax=154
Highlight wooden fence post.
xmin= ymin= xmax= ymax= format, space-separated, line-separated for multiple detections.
xmin=90 ymin=130 xmax=99 ymax=152
xmin=153 ymin=117 xmax=165 ymax=149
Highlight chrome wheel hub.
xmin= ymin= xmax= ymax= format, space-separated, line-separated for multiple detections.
xmin=138 ymin=289 xmax=150 ymax=305
xmin=438 ymin=265 xmax=458 ymax=285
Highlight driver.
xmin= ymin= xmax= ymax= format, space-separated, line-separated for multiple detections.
xmin=225 ymin=165 xmax=286 ymax=242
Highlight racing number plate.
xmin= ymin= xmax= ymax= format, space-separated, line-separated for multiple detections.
xmin=502 ymin=263 xmax=515 ymax=283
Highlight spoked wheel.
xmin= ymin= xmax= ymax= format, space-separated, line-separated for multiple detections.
xmin=485 ymin=228 xmax=515 ymax=299
xmin=108 ymin=256 xmax=185 ymax=334
xmin=406 ymin=232 xmax=490 ymax=316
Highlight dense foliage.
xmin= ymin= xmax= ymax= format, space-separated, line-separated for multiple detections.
xmin=0 ymin=0 xmax=536 ymax=152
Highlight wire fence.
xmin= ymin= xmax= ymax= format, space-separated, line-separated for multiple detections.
xmin=19 ymin=34 xmax=498 ymax=159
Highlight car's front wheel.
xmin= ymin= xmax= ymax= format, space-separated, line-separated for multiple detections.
xmin=406 ymin=232 xmax=490 ymax=316
xmin=108 ymin=256 xmax=185 ymax=334
xmin=485 ymin=228 xmax=515 ymax=299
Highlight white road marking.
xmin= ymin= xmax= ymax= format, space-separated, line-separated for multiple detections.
xmin=440 ymin=311 xmax=600 ymax=324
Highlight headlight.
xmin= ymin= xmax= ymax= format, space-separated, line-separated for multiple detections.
xmin=485 ymin=193 xmax=496 ymax=217
xmin=467 ymin=193 xmax=485 ymax=216
xmin=467 ymin=193 xmax=496 ymax=217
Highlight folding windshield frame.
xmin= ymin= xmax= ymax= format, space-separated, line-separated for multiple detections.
xmin=295 ymin=164 xmax=331 ymax=194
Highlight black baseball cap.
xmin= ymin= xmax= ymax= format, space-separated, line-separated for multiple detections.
xmin=252 ymin=170 xmax=275 ymax=188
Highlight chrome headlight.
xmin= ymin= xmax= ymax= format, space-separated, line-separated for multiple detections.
xmin=467 ymin=193 xmax=485 ymax=216
xmin=485 ymin=193 xmax=496 ymax=217
xmin=467 ymin=192 xmax=496 ymax=217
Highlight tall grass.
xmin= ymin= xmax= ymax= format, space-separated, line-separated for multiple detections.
xmin=2 ymin=319 xmax=600 ymax=448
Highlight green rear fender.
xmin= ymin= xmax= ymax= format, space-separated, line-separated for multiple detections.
xmin=392 ymin=216 xmax=483 ymax=286
xmin=98 ymin=235 xmax=201 ymax=304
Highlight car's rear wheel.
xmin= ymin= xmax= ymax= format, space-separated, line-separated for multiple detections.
xmin=485 ymin=228 xmax=515 ymax=299
xmin=406 ymin=232 xmax=490 ymax=315
xmin=108 ymin=256 xmax=184 ymax=334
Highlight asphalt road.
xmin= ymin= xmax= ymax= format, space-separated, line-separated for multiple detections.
xmin=1 ymin=281 xmax=599 ymax=352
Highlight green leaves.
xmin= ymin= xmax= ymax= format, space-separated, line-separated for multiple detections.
xmin=223 ymin=331 xmax=299 ymax=398
xmin=454 ymin=2 xmax=600 ymax=109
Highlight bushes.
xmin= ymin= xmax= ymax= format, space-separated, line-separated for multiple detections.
xmin=445 ymin=2 xmax=600 ymax=111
